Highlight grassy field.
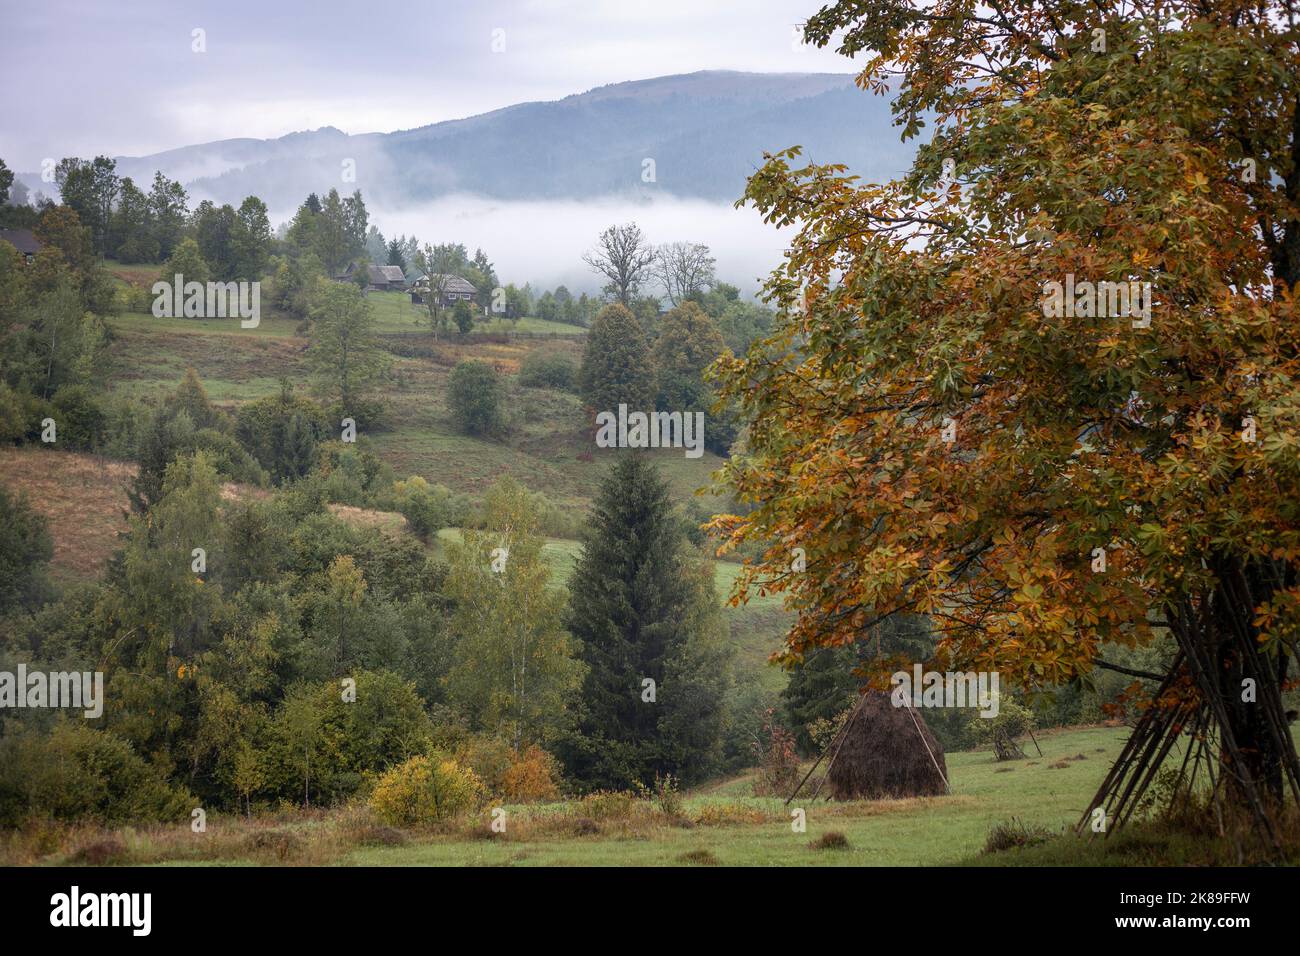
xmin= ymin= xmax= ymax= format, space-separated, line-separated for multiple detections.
xmin=345 ymin=725 xmax=1127 ymax=867
xmin=4 ymin=725 xmax=1145 ymax=867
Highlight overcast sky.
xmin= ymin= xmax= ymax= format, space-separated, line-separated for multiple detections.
xmin=1 ymin=0 xmax=855 ymax=170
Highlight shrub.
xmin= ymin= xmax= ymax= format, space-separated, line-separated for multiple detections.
xmin=455 ymin=735 xmax=515 ymax=794
xmin=96 ymin=394 xmax=147 ymax=460
xmin=265 ymin=671 xmax=433 ymax=805
xmin=0 ymin=382 xmax=26 ymax=443
xmin=809 ymin=831 xmax=850 ymax=850
xmin=527 ymin=489 xmax=582 ymax=539
xmin=191 ymin=428 xmax=268 ymax=487
xmin=68 ymin=837 xmax=131 ymax=866
xmin=452 ymin=300 xmax=474 ymax=334
xmin=49 ymin=385 xmax=106 ymax=450
xmin=518 ymin=351 xmax=576 ymax=391
xmin=967 ymin=697 xmax=1036 ymax=761
xmin=578 ymin=790 xmax=640 ymax=822
xmin=500 ymin=745 xmax=562 ymax=803
xmin=447 ymin=360 xmax=503 ymax=436
xmin=633 ymin=772 xmax=682 ymax=817
xmin=369 ymin=754 xmax=483 ymax=826
xmin=0 ymin=484 xmax=53 ymax=613
xmin=234 ymin=386 xmax=327 ymax=484
xmin=0 ymin=722 xmax=193 ymax=827
xmin=391 ymin=475 xmax=454 ymax=542
xmin=807 ymin=706 xmax=852 ymax=753
xmin=983 ymin=818 xmax=1054 ymax=853
xmin=462 ymin=486 xmax=580 ymax=539
xmin=313 ymin=441 xmax=390 ymax=506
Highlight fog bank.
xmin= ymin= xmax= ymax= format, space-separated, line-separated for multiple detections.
xmin=272 ymin=193 xmax=792 ymax=298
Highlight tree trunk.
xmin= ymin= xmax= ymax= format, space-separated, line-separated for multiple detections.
xmin=1214 ymin=634 xmax=1287 ymax=807
xmin=1169 ymin=556 xmax=1298 ymax=826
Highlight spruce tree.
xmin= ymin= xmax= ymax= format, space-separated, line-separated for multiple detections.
xmin=562 ymin=454 xmax=727 ymax=789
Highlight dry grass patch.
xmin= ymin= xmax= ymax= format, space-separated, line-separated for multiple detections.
xmin=818 ymin=794 xmax=971 ymax=819
xmin=983 ymin=818 xmax=1055 ymax=853
xmin=678 ymin=848 xmax=720 ymax=865
xmin=0 ymin=447 xmax=133 ymax=581
xmin=809 ymin=831 xmax=850 ymax=851
xmin=327 ymin=503 xmax=407 ymax=533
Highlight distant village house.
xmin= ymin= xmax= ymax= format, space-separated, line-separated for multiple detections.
xmin=335 ymin=262 xmax=408 ymax=292
xmin=410 ymin=273 xmax=477 ymax=307
xmin=0 ymin=228 xmax=42 ymax=265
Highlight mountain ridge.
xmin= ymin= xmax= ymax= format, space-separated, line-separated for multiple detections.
xmin=19 ymin=70 xmax=910 ymax=210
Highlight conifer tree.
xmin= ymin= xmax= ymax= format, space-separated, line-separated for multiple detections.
xmin=562 ymin=455 xmax=727 ymax=788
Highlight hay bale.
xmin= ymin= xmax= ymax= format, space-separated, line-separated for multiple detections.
xmin=826 ymin=693 xmax=948 ymax=800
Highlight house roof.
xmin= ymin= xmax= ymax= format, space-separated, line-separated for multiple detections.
xmin=420 ymin=273 xmax=477 ymax=295
xmin=336 ymin=263 xmax=408 ymax=285
xmin=0 ymin=228 xmax=41 ymax=256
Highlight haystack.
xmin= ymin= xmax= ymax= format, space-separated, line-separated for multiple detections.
xmin=825 ymin=692 xmax=948 ymax=800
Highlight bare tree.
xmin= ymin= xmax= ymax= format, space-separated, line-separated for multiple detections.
xmin=582 ymin=222 xmax=656 ymax=306
xmin=655 ymin=241 xmax=716 ymax=307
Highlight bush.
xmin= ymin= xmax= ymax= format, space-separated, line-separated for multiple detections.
xmin=632 ymin=772 xmax=682 ymax=817
xmin=369 ymin=754 xmax=483 ymax=826
xmin=49 ymin=384 xmax=106 ymax=450
xmin=809 ymin=831 xmax=850 ymax=850
xmin=0 ymin=484 xmax=54 ymax=614
xmin=313 ymin=441 xmax=390 ymax=506
xmin=391 ymin=475 xmax=454 ymax=542
xmin=692 ymin=802 xmax=766 ymax=827
xmin=500 ymin=745 xmax=562 ymax=803
xmin=0 ymin=722 xmax=193 ymax=827
xmin=967 ymin=697 xmax=1036 ymax=760
xmin=0 ymin=382 xmax=26 ymax=443
xmin=452 ymin=300 xmax=474 ymax=334
xmin=807 ymin=707 xmax=852 ymax=753
xmin=462 ymin=486 xmax=581 ymax=539
xmin=452 ymin=735 xmax=516 ymax=795
xmin=263 ymin=671 xmax=433 ymax=805
xmin=324 ymin=396 xmax=386 ymax=433
xmin=446 ymin=360 xmax=503 ymax=436
xmin=518 ymin=351 xmax=576 ymax=391
xmin=578 ymin=790 xmax=640 ymax=822
xmin=983 ymin=818 xmax=1054 ymax=853
xmin=96 ymin=394 xmax=147 ymax=460
xmin=234 ymin=387 xmax=327 ymax=484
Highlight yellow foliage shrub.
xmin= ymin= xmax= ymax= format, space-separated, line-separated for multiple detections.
xmin=500 ymin=745 xmax=561 ymax=803
xmin=369 ymin=755 xmax=482 ymax=826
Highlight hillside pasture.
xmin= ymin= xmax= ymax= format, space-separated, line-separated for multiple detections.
xmin=103 ymin=304 xmax=722 ymax=513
